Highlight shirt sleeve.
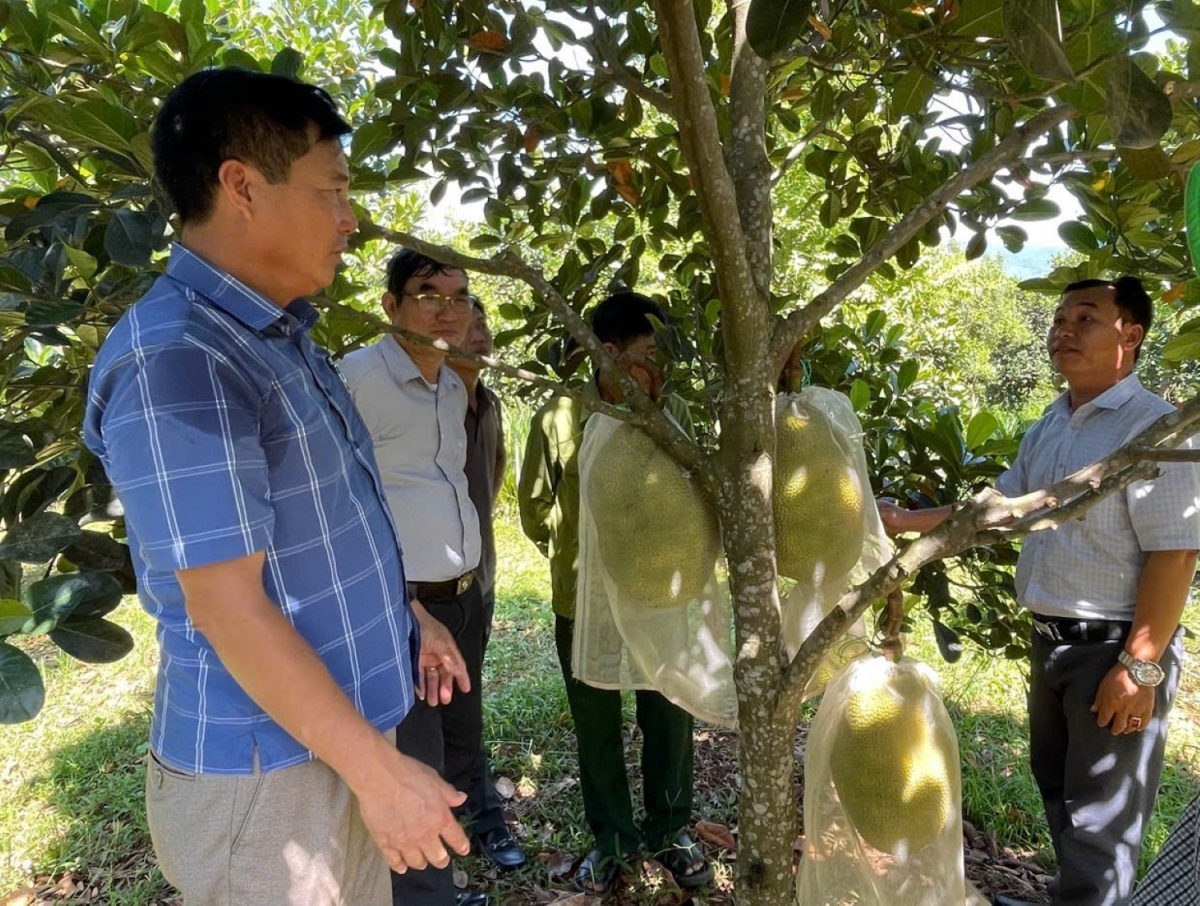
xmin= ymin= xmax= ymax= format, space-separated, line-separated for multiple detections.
xmin=1128 ymin=435 xmax=1200 ymax=552
xmin=98 ymin=345 xmax=273 ymax=573
xmin=994 ymin=424 xmax=1038 ymax=498
xmin=517 ymin=403 xmax=557 ymax=555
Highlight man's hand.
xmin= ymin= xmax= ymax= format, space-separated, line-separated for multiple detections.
xmin=353 ymin=738 xmax=471 ymax=874
xmin=1091 ymin=663 xmax=1155 ymax=735
xmin=876 ymin=499 xmax=909 ymax=536
xmin=410 ymin=598 xmax=470 ymax=707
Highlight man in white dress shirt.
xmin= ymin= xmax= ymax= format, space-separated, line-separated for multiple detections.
xmin=879 ymin=277 xmax=1200 ymax=906
xmin=340 ymin=250 xmax=487 ymax=906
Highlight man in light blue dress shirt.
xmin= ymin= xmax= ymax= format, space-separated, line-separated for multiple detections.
xmin=84 ymin=69 xmax=471 ymax=906
xmin=880 ymin=277 xmax=1200 ymax=906
xmin=340 ymin=250 xmax=489 ymax=906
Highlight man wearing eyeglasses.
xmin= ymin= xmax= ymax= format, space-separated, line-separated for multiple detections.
xmin=340 ymin=250 xmax=488 ymax=906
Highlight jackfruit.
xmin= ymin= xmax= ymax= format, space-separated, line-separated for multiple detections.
xmin=828 ymin=657 xmax=954 ymax=854
xmin=774 ymin=403 xmax=866 ymax=584
xmin=587 ymin=423 xmax=720 ymax=608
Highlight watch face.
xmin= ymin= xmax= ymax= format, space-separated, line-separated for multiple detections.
xmin=1133 ymin=661 xmax=1165 ymax=686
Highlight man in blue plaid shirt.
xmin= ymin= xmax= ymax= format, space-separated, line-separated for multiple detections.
xmin=84 ymin=69 xmax=471 ymax=906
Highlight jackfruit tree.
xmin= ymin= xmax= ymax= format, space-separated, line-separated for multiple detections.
xmin=6 ymin=1 xmax=1200 ymax=903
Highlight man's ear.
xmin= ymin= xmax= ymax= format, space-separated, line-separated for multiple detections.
xmin=602 ymin=341 xmax=621 ymax=358
xmin=1124 ymin=322 xmax=1145 ymax=353
xmin=215 ymin=159 xmax=257 ymax=219
xmin=382 ymin=292 xmax=398 ymax=320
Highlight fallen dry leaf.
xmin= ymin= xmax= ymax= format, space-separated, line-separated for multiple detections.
xmin=695 ymin=819 xmax=736 ymax=853
xmin=494 ymin=775 xmax=516 ymax=799
xmin=546 ymin=850 xmax=576 ymax=879
xmin=0 ymin=888 xmax=38 ymax=906
xmin=516 ymin=775 xmax=538 ymax=798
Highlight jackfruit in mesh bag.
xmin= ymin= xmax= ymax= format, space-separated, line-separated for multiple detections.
xmin=574 ymin=412 xmax=736 ymax=727
xmin=797 ymin=653 xmax=988 ymax=906
xmin=775 ymin=388 xmax=892 ymax=699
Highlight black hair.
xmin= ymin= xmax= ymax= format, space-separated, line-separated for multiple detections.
xmin=1062 ymin=276 xmax=1153 ymax=359
xmin=470 ymin=294 xmax=487 ymax=318
xmin=152 ymin=67 xmax=351 ymax=224
xmin=590 ymin=291 xmax=666 ymax=348
xmin=385 ymin=249 xmax=465 ymax=299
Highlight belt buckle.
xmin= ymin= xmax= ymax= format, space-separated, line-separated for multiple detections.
xmin=456 ymin=572 xmax=472 ymax=595
xmin=1035 ymin=619 xmax=1063 ymax=642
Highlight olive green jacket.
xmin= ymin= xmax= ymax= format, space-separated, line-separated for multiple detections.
xmin=517 ymin=379 xmax=693 ymax=618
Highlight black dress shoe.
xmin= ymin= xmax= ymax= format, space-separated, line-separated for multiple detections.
xmin=456 ymin=892 xmax=488 ymax=906
xmin=473 ymin=825 xmax=526 ymax=870
xmin=992 ymin=896 xmax=1039 ymax=906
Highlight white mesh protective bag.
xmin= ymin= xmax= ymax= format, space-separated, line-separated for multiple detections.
xmin=797 ymin=653 xmax=988 ymax=906
xmin=574 ymin=412 xmax=737 ymax=727
xmin=775 ymin=388 xmax=892 ymax=699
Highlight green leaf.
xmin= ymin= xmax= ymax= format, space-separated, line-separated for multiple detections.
xmin=1058 ymin=220 xmax=1098 ymax=252
xmin=49 ymin=616 xmax=134 ymax=664
xmin=965 ymin=232 xmax=987 ymax=260
xmin=62 ymin=531 xmax=130 ymax=573
xmin=849 ymin=378 xmax=869 ymax=412
xmin=0 ymin=512 xmax=83 ymax=563
xmin=896 ymin=359 xmax=919 ymax=393
xmin=0 ymin=642 xmax=44 ymax=723
xmin=1003 ymin=0 xmax=1075 ymax=82
xmin=222 ymin=47 xmax=262 ymax=71
xmin=891 ymin=68 xmax=934 ymax=118
xmin=271 ymin=47 xmax=304 ymax=80
xmin=1104 ymin=57 xmax=1172 ymax=149
xmin=0 ymin=425 xmax=36 ymax=469
xmin=932 ymin=619 xmax=963 ymax=663
xmin=28 ymin=571 xmax=124 ymax=625
xmin=1162 ymin=329 xmax=1200 ymax=365
xmin=952 ymin=0 xmax=1003 ymax=37
xmin=746 ymin=0 xmax=815 ymax=60
xmin=350 ymin=120 xmax=393 ymax=164
xmin=966 ymin=410 xmax=1000 ymax=450
xmin=0 ymin=598 xmax=31 ymax=636
xmin=1011 ymin=198 xmax=1061 ymax=221
xmin=38 ymin=98 xmax=139 ymax=153
xmin=1118 ymin=145 xmax=1172 ymax=180
xmin=63 ymin=245 xmax=97 ymax=280
xmin=104 ymin=210 xmax=153 ymax=268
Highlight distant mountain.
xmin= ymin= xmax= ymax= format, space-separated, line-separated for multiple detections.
xmin=1000 ymin=244 xmax=1058 ymax=281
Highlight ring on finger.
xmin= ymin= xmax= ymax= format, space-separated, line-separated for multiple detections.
xmin=1130 ymin=716 xmax=1143 ymax=729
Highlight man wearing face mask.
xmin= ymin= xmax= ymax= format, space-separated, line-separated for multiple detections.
xmin=340 ymin=251 xmax=488 ymax=906
xmin=878 ymin=277 xmax=1200 ymax=906
xmin=518 ymin=292 xmax=711 ymax=897
xmin=446 ymin=299 xmax=527 ymax=872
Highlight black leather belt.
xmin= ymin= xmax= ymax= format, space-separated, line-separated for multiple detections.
xmin=1032 ymin=615 xmax=1130 ymax=644
xmin=407 ymin=570 xmax=475 ymax=601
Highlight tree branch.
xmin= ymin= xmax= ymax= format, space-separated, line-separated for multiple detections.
xmin=355 ymin=220 xmax=703 ymax=472
xmin=583 ymin=0 xmax=675 ymax=117
xmin=769 ymin=105 xmax=1077 ymax=370
xmin=779 ymin=387 xmax=1200 ymax=709
xmin=654 ymin=0 xmax=762 ymax=380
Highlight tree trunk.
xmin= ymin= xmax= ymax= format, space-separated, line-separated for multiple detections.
xmin=715 ymin=380 xmax=800 ymax=905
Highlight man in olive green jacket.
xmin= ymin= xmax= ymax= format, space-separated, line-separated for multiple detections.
xmin=517 ymin=292 xmax=709 ymax=896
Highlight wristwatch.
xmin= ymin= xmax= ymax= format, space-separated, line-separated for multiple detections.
xmin=1118 ymin=650 xmax=1166 ymax=687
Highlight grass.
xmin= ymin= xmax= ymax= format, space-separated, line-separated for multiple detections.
xmin=3 ymin=513 xmax=1200 ymax=902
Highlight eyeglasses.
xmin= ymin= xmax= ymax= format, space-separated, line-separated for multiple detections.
xmin=405 ymin=292 xmax=473 ymax=314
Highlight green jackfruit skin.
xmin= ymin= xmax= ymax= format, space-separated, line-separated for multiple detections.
xmin=828 ymin=664 xmax=954 ymax=854
xmin=588 ymin=424 xmax=720 ymax=609
xmin=774 ymin=406 xmax=866 ymax=584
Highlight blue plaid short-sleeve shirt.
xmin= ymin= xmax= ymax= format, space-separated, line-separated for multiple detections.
xmin=84 ymin=245 xmax=417 ymax=774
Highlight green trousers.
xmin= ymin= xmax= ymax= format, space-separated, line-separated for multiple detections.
xmin=555 ymin=614 xmax=695 ymax=858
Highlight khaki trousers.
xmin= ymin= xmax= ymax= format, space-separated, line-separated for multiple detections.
xmin=146 ymin=735 xmax=392 ymax=906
